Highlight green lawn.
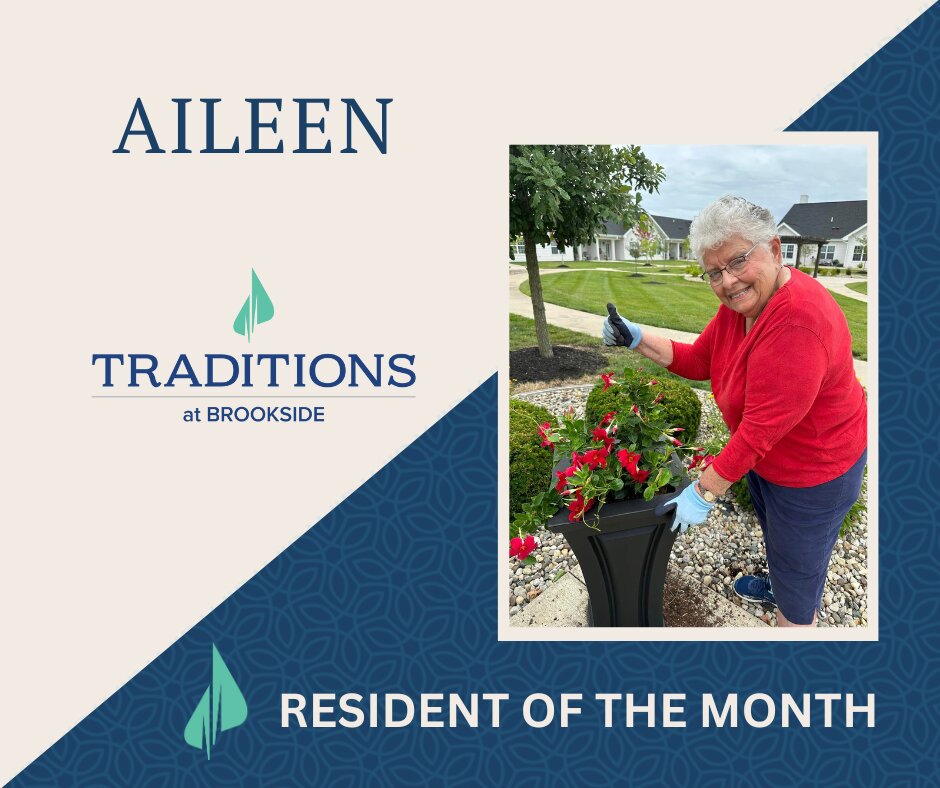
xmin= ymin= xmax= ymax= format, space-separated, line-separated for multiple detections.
xmin=509 ymin=314 xmax=711 ymax=390
xmin=519 ymin=270 xmax=867 ymax=360
xmin=829 ymin=293 xmax=867 ymax=360
xmin=521 ymin=271 xmax=718 ymax=334
xmin=846 ymin=282 xmax=868 ymax=295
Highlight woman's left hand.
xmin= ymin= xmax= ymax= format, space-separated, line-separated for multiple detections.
xmin=656 ymin=483 xmax=714 ymax=533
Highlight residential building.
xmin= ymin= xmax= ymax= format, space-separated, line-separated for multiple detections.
xmin=511 ymin=214 xmax=692 ymax=262
xmin=776 ymin=197 xmax=868 ymax=268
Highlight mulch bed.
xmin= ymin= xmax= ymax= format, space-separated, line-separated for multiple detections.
xmin=662 ymin=572 xmax=713 ymax=627
xmin=509 ymin=345 xmax=608 ymax=384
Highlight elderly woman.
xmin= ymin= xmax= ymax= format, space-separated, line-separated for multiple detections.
xmin=603 ymin=196 xmax=867 ymax=628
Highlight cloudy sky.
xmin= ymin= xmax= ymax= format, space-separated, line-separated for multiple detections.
xmin=632 ymin=144 xmax=868 ymax=224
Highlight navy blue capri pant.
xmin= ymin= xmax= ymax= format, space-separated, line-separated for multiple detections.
xmin=746 ymin=449 xmax=867 ymax=625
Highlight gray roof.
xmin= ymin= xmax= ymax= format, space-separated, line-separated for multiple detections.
xmin=598 ymin=215 xmax=691 ymax=239
xmin=601 ymin=219 xmax=628 ymax=235
xmin=650 ymin=215 xmax=692 ymax=240
xmin=778 ymin=200 xmax=867 ymax=239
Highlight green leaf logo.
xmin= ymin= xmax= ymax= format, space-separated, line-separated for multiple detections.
xmin=233 ymin=269 xmax=274 ymax=341
xmin=183 ymin=644 xmax=248 ymax=760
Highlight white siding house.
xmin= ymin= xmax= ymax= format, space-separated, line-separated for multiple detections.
xmin=511 ymin=214 xmax=694 ymax=263
xmin=777 ymin=198 xmax=868 ymax=269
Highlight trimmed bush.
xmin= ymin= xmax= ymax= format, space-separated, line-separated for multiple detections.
xmin=585 ymin=368 xmax=702 ymax=440
xmin=509 ymin=400 xmax=557 ymax=519
xmin=731 ymin=478 xmax=753 ymax=512
xmin=798 ymin=265 xmax=849 ymax=277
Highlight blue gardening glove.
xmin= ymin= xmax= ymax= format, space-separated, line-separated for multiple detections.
xmin=602 ymin=302 xmax=642 ymax=349
xmin=655 ymin=483 xmax=714 ymax=534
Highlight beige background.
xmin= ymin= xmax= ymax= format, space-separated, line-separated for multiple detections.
xmin=0 ymin=0 xmax=920 ymax=780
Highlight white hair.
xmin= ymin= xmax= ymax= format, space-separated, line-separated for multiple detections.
xmin=689 ymin=195 xmax=778 ymax=263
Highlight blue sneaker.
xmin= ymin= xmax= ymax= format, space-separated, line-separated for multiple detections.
xmin=733 ymin=574 xmax=775 ymax=605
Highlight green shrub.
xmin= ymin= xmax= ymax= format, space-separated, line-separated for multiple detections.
xmin=731 ymin=477 xmax=753 ymax=511
xmin=585 ymin=368 xmax=702 ymax=440
xmin=684 ymin=264 xmax=700 ymax=276
xmin=509 ymin=400 xmax=557 ymax=520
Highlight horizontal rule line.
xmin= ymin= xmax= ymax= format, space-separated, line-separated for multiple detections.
xmin=91 ymin=395 xmax=417 ymax=399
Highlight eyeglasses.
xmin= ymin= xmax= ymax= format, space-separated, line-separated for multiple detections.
xmin=700 ymin=242 xmax=761 ymax=284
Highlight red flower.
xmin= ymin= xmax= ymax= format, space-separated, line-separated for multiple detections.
xmin=653 ymin=393 xmax=664 ymax=404
xmin=690 ymin=453 xmax=716 ymax=470
xmin=617 ymin=449 xmax=651 ymax=483
xmin=701 ymin=454 xmax=715 ymax=468
xmin=570 ymin=451 xmax=584 ymax=469
xmin=580 ymin=447 xmax=609 ymax=470
xmin=510 ymin=534 xmax=538 ymax=560
xmin=568 ymin=493 xmax=596 ymax=522
xmin=631 ymin=404 xmax=641 ymax=417
xmin=673 ymin=428 xmax=684 ymax=433
xmin=648 ymin=379 xmax=659 ymax=386
xmin=600 ymin=411 xmax=617 ymax=426
xmin=537 ymin=421 xmax=555 ymax=448
xmin=590 ymin=427 xmax=615 ymax=451
xmin=672 ymin=438 xmax=683 ymax=447
xmin=555 ymin=465 xmax=578 ymax=492
xmin=601 ymin=373 xmax=614 ymax=391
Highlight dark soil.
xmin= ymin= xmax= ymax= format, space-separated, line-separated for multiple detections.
xmin=662 ymin=572 xmax=714 ymax=627
xmin=509 ymin=345 xmax=609 ymax=384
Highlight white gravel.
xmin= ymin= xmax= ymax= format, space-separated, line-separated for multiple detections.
xmin=511 ymin=385 xmax=869 ymax=628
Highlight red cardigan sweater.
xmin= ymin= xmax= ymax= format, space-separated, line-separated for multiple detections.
xmin=668 ymin=269 xmax=867 ymax=487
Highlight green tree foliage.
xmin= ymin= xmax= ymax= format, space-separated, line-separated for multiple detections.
xmin=509 ymin=146 xmax=665 ymax=357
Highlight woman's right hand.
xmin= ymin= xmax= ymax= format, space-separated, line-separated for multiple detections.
xmin=602 ymin=302 xmax=643 ymax=349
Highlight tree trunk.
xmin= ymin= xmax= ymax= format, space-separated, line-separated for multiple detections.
xmin=813 ymin=244 xmax=821 ymax=279
xmin=524 ymin=234 xmax=553 ymax=358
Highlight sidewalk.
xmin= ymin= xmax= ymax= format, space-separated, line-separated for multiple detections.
xmin=509 ymin=266 xmax=869 ymax=386
xmin=510 ymin=563 xmax=768 ymax=628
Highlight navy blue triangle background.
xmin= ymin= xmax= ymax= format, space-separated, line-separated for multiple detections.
xmin=13 ymin=5 xmax=940 ymax=785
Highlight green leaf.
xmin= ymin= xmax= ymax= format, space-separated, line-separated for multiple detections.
xmin=643 ymin=487 xmax=655 ymax=501
xmin=523 ymin=556 xmax=537 ymax=566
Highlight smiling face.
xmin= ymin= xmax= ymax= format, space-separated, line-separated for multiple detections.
xmin=702 ymin=235 xmax=783 ymax=319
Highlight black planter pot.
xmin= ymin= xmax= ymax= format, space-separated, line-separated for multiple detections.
xmin=547 ymin=471 xmax=689 ymax=627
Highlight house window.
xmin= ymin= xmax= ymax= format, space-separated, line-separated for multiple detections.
xmin=852 ymin=245 xmax=868 ymax=262
xmin=782 ymin=244 xmax=795 ymax=260
xmin=512 ymin=242 xmax=525 ymax=256
xmin=550 ymin=245 xmax=561 ymax=255
xmin=820 ymin=244 xmax=836 ymax=261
